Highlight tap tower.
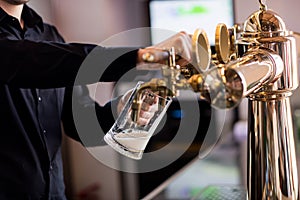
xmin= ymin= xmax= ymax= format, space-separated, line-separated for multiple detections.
xmin=241 ymin=1 xmax=299 ymax=199
xmin=134 ymin=0 xmax=299 ymax=199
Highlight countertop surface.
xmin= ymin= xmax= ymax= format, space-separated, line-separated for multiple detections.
xmin=143 ymin=138 xmax=245 ymax=200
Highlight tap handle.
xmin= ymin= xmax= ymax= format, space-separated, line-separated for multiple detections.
xmin=141 ymin=49 xmax=169 ymax=63
xmin=168 ymin=47 xmax=176 ymax=68
xmin=259 ymin=0 xmax=267 ymax=10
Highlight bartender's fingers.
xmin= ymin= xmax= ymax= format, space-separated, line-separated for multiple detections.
xmin=137 ymin=99 xmax=159 ymax=125
xmin=141 ymin=101 xmax=159 ymax=112
xmin=136 ymin=48 xmax=169 ymax=70
xmin=137 ymin=117 xmax=149 ymax=126
xmin=169 ymin=31 xmax=193 ymax=66
xmin=137 ymin=110 xmax=155 ymax=126
xmin=136 ymin=31 xmax=192 ymax=70
xmin=153 ymin=31 xmax=192 ymax=63
xmin=139 ymin=48 xmax=169 ymax=63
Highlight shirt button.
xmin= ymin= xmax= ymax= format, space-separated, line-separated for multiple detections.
xmin=49 ymin=164 xmax=53 ymax=170
xmin=38 ymin=97 xmax=42 ymax=102
xmin=43 ymin=130 xmax=47 ymax=134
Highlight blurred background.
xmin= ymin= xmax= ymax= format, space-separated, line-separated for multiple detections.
xmin=27 ymin=0 xmax=300 ymax=199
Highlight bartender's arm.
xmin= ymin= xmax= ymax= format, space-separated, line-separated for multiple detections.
xmin=0 ymin=32 xmax=191 ymax=88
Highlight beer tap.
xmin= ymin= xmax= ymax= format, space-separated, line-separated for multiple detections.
xmin=131 ymin=1 xmax=299 ymax=198
xmin=185 ymin=0 xmax=299 ymax=199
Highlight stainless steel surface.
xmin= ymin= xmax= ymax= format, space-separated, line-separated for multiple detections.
xmin=248 ymin=96 xmax=298 ymax=200
xmin=241 ymin=2 xmax=299 ymax=199
xmin=191 ymin=47 xmax=284 ymax=109
xmin=243 ymin=6 xmax=286 ymax=34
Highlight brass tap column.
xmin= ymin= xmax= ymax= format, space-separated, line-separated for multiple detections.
xmin=248 ymin=93 xmax=298 ymax=200
xmin=239 ymin=2 xmax=299 ymax=199
xmin=186 ymin=1 xmax=299 ymax=198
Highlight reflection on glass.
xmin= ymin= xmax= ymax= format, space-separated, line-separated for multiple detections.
xmin=104 ymin=82 xmax=172 ymax=160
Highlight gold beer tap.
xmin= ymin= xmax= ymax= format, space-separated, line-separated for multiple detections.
xmin=238 ymin=2 xmax=299 ymax=199
xmin=183 ymin=0 xmax=299 ymax=199
xmin=131 ymin=47 xmax=188 ymax=123
xmin=131 ymin=2 xmax=299 ymax=198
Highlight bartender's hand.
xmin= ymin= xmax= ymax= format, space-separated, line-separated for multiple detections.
xmin=117 ymin=89 xmax=159 ymax=126
xmin=136 ymin=31 xmax=192 ymax=70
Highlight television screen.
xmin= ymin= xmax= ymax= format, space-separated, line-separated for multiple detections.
xmin=149 ymin=0 xmax=235 ymax=45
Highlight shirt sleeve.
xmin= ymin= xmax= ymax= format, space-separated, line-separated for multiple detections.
xmin=0 ymin=39 xmax=138 ymax=88
xmin=61 ymin=85 xmax=120 ymax=147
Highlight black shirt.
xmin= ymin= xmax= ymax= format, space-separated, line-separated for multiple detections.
xmin=0 ymin=4 xmax=138 ymax=199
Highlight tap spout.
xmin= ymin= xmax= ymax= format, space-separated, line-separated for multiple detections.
xmin=188 ymin=47 xmax=284 ymax=109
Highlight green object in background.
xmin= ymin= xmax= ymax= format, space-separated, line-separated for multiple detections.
xmin=193 ymin=185 xmax=247 ymax=200
xmin=178 ymin=5 xmax=208 ymax=15
xmin=190 ymin=187 xmax=203 ymax=198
